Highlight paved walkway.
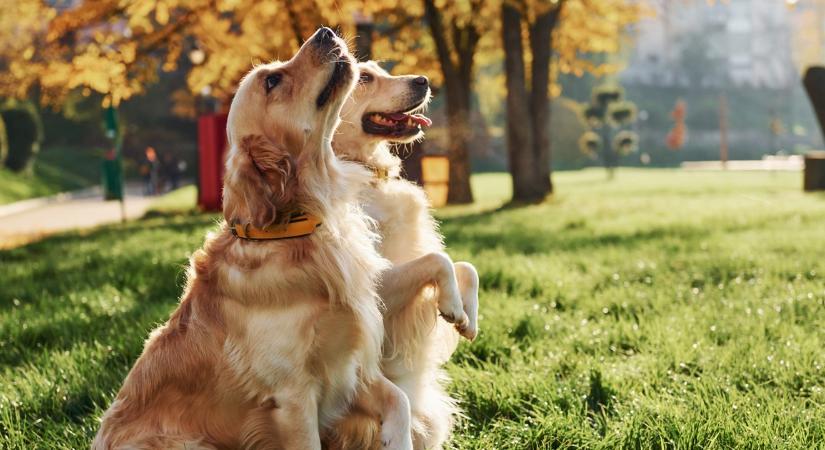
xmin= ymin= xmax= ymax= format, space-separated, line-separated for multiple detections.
xmin=681 ymin=156 xmax=805 ymax=171
xmin=0 ymin=184 xmax=155 ymax=249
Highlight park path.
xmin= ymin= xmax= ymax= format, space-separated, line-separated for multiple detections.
xmin=0 ymin=184 xmax=155 ymax=249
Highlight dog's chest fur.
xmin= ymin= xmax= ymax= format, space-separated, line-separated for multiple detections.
xmin=217 ymin=229 xmax=384 ymax=429
xmin=365 ymin=178 xmax=444 ymax=264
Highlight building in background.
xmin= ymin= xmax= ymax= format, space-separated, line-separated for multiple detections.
xmin=622 ymin=0 xmax=808 ymax=90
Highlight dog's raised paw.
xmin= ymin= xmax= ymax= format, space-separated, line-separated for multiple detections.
xmin=455 ymin=319 xmax=477 ymax=341
xmin=439 ymin=309 xmax=468 ymax=327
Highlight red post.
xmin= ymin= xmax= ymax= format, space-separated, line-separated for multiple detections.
xmin=197 ymin=113 xmax=228 ymax=211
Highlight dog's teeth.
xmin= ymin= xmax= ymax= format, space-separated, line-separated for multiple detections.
xmin=407 ymin=118 xmax=413 ymax=126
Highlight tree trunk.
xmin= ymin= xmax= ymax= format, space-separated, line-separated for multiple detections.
xmin=502 ymin=3 xmax=541 ymax=202
xmin=502 ymin=4 xmax=563 ymax=203
xmin=355 ymin=21 xmax=373 ymax=61
xmin=529 ymin=8 xmax=561 ymax=196
xmin=443 ymin=82 xmax=474 ymax=203
xmin=424 ymin=0 xmax=475 ymax=204
xmin=803 ymin=67 xmax=825 ymax=144
xmin=601 ymin=126 xmax=616 ymax=179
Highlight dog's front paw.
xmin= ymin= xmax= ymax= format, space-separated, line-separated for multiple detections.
xmin=454 ymin=317 xmax=477 ymax=341
xmin=454 ymin=261 xmax=479 ymax=341
xmin=438 ymin=304 xmax=469 ymax=329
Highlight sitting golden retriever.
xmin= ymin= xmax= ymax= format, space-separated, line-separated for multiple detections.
xmin=93 ymin=29 xmax=411 ymax=450
xmin=326 ymin=61 xmax=480 ymax=450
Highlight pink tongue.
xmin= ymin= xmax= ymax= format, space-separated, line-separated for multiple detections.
xmin=411 ymin=114 xmax=432 ymax=127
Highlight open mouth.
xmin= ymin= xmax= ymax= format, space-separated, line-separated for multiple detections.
xmin=362 ymin=110 xmax=432 ymax=138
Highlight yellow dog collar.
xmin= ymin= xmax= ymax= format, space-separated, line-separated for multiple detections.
xmin=230 ymin=213 xmax=321 ymax=240
xmin=371 ymin=166 xmax=390 ymax=180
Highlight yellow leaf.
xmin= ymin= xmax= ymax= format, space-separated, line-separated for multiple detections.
xmin=156 ymin=2 xmax=169 ymax=26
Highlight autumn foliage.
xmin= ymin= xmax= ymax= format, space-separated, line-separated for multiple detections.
xmin=0 ymin=0 xmax=642 ymax=203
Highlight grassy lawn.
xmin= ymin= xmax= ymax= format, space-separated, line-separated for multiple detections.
xmin=2 ymin=169 xmax=825 ymax=448
xmin=0 ymin=146 xmax=102 ymax=205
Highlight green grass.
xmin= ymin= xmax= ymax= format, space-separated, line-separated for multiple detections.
xmin=144 ymin=185 xmax=198 ymax=215
xmin=0 ymin=146 xmax=102 ymax=205
xmin=2 ymin=169 xmax=825 ymax=449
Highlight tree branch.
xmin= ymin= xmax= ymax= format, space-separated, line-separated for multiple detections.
xmin=423 ymin=0 xmax=458 ymax=84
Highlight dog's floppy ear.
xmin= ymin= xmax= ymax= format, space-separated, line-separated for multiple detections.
xmin=233 ymin=134 xmax=298 ymax=228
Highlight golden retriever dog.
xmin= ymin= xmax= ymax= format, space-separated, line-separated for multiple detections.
xmin=93 ymin=29 xmax=412 ymax=450
xmin=326 ymin=61 xmax=480 ymax=450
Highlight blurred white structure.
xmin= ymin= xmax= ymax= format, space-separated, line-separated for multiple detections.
xmin=622 ymin=0 xmax=810 ymax=89
xmin=681 ymin=155 xmax=805 ymax=171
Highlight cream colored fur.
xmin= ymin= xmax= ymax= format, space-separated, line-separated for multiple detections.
xmin=328 ymin=62 xmax=480 ymax=450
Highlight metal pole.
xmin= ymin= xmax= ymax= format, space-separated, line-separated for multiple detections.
xmin=114 ymin=107 xmax=126 ymax=223
xmin=719 ymin=94 xmax=729 ymax=169
xmin=104 ymin=104 xmax=126 ymax=222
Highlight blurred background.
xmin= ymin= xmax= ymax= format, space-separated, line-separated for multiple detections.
xmin=0 ymin=0 xmax=823 ymax=224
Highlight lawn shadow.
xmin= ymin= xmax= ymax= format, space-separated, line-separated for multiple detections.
xmin=0 ymin=234 xmax=194 ymax=306
xmin=438 ymin=193 xmax=822 ymax=256
xmin=0 ymin=248 xmax=184 ymax=368
xmin=0 ymin=215 xmax=218 ymax=368
xmin=439 ymin=199 xmax=710 ymax=255
xmin=0 ymin=295 xmax=173 ymax=368
xmin=443 ymin=222 xmax=710 ymax=255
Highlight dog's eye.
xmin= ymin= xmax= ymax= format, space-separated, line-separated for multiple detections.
xmin=265 ymin=73 xmax=282 ymax=92
xmin=358 ymin=72 xmax=374 ymax=84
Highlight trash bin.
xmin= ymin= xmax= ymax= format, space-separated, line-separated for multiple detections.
xmin=197 ymin=113 xmax=228 ymax=211
xmin=804 ymin=151 xmax=825 ymax=192
xmin=421 ymin=155 xmax=449 ymax=207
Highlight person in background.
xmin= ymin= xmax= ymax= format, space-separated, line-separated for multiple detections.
xmin=142 ymin=147 xmax=159 ymax=195
xmin=162 ymin=153 xmax=183 ymax=191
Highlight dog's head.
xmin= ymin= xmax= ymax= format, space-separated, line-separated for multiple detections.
xmin=224 ymin=27 xmax=356 ymax=228
xmin=336 ymin=62 xmax=432 ymax=156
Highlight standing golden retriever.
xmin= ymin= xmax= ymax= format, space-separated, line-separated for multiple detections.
xmin=93 ymin=29 xmax=411 ymax=450
xmin=326 ymin=61 xmax=480 ymax=450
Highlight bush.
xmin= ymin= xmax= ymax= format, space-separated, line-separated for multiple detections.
xmin=1 ymin=107 xmax=42 ymax=172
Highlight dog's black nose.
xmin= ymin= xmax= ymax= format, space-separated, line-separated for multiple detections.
xmin=315 ymin=27 xmax=336 ymax=43
xmin=412 ymin=76 xmax=429 ymax=87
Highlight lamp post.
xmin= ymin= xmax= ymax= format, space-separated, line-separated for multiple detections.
xmin=102 ymin=103 xmax=126 ymax=222
xmin=719 ymin=94 xmax=729 ymax=169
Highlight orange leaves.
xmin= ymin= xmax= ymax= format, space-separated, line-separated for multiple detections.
xmin=555 ymin=0 xmax=641 ymax=77
xmin=1 ymin=0 xmax=644 ymax=111
xmin=156 ymin=2 xmax=171 ymax=26
xmin=126 ymin=1 xmax=157 ymax=34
